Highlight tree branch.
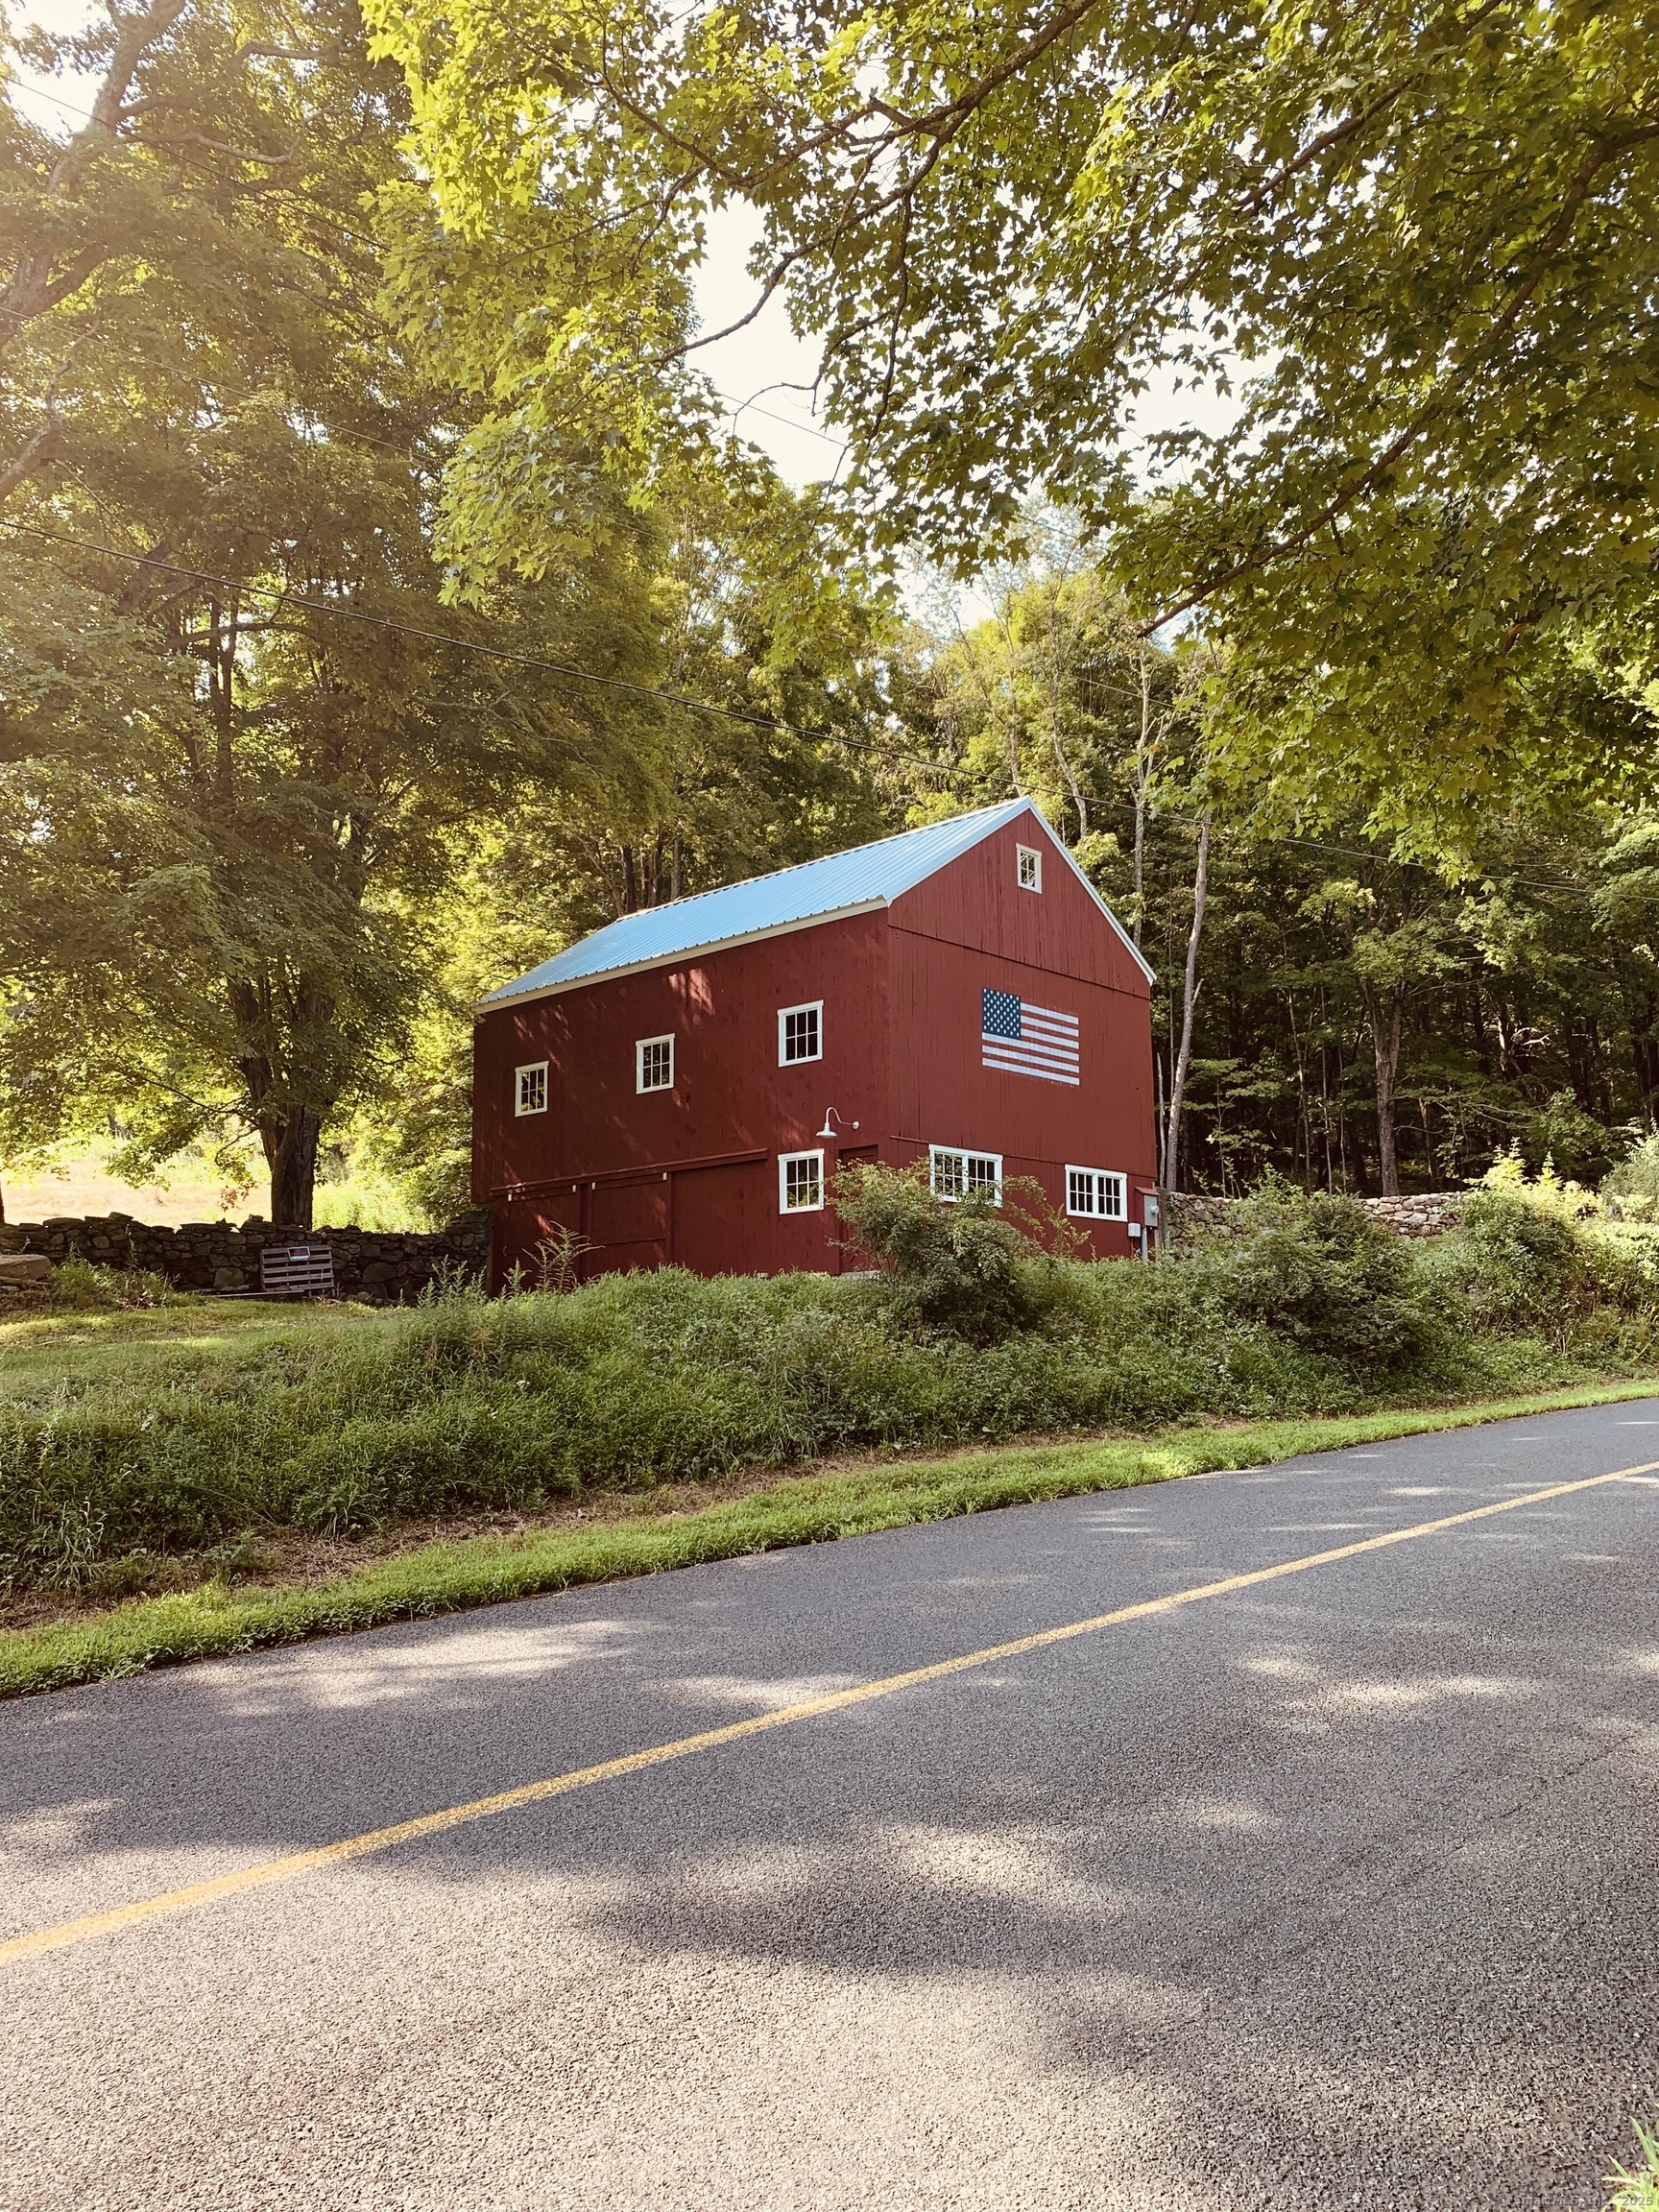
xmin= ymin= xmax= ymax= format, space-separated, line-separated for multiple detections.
xmin=1138 ymin=116 xmax=1659 ymax=635
xmin=133 ymin=132 xmax=296 ymax=164
xmin=0 ymin=415 xmax=65 ymax=508
xmin=0 ymin=0 xmax=188 ymax=349
xmin=1239 ymin=0 xmax=1511 ymax=215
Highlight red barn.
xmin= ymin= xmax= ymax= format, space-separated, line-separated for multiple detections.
xmin=472 ymin=799 xmax=1157 ymax=1285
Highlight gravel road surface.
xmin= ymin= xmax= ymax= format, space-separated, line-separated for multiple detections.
xmin=2 ymin=1402 xmax=1656 ymax=2212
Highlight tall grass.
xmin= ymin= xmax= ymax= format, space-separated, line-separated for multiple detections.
xmin=0 ymin=1281 xmax=1572 ymax=1593
xmin=4 ymin=1177 xmax=1656 ymax=1593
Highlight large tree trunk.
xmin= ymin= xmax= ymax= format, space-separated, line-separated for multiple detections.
xmin=1045 ymin=599 xmax=1088 ymax=839
xmin=1362 ymin=985 xmax=1405 ymax=1195
xmin=1163 ymin=811 xmax=1211 ymax=1191
xmin=269 ymin=1106 xmax=324 ymax=1229
xmin=233 ymin=976 xmax=336 ymax=1229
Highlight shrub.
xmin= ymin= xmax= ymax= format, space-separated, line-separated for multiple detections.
xmin=0 ymin=1172 xmax=1630 ymax=1594
xmin=1479 ymin=1142 xmax=1600 ymax=1222
xmin=1189 ymin=1181 xmax=1443 ymax=1374
xmin=1442 ymin=1191 xmax=1594 ymax=1335
xmin=1601 ymin=1130 xmax=1659 ymax=1221
xmin=831 ymin=1159 xmax=1071 ymax=1342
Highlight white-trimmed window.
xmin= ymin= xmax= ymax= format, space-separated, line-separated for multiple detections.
xmin=929 ymin=1145 xmax=1002 ymax=1204
xmin=1017 ymin=844 xmax=1043 ymax=892
xmin=1067 ymin=1166 xmax=1126 ymax=1220
xmin=516 ymin=1062 xmax=548 ymax=1117
xmin=779 ymin=1000 xmax=823 ymax=1065
xmin=779 ymin=1149 xmax=825 ymax=1213
xmin=637 ymin=1035 xmax=674 ymax=1093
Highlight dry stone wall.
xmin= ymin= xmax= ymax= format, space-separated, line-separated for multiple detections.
xmin=0 ymin=1210 xmax=492 ymax=1302
xmin=0 ymin=1190 xmax=1469 ymax=1294
xmin=1159 ymin=1190 xmax=1466 ymax=1244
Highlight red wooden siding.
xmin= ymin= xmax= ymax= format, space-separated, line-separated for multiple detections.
xmin=889 ymin=811 xmax=1147 ymax=993
xmin=473 ymin=911 xmax=890 ymax=1281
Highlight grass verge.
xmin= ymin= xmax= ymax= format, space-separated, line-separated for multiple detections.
xmin=3 ymin=1378 xmax=1653 ymax=1701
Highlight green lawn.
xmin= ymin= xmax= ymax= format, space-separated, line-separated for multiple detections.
xmin=0 ymin=1293 xmax=379 ymax=1396
xmin=3 ymin=1376 xmax=1655 ymax=1701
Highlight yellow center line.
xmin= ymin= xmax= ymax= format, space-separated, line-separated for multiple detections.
xmin=4 ymin=1459 xmax=1653 ymax=1968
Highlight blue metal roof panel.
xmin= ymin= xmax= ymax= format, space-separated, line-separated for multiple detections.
xmin=482 ymin=800 xmax=1035 ymax=1004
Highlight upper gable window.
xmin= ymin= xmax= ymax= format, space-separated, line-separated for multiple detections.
xmin=516 ymin=1062 xmax=548 ymax=1117
xmin=637 ymin=1035 xmax=674 ymax=1093
xmin=779 ymin=1000 xmax=822 ymax=1065
xmin=1017 ymin=844 xmax=1043 ymax=892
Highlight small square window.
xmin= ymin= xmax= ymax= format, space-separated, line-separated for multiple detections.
xmin=1067 ymin=1166 xmax=1126 ymax=1219
xmin=516 ymin=1062 xmax=547 ymax=1117
xmin=779 ymin=1000 xmax=823 ymax=1065
xmin=779 ymin=1148 xmax=825 ymax=1213
xmin=637 ymin=1035 xmax=674 ymax=1093
xmin=1017 ymin=845 xmax=1043 ymax=892
xmin=929 ymin=1145 xmax=1002 ymax=1204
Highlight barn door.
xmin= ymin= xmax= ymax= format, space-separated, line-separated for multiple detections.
xmin=496 ymin=1190 xmax=581 ymax=1291
xmin=587 ymin=1176 xmax=669 ymax=1277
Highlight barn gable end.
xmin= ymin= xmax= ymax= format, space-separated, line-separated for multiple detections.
xmin=887 ymin=807 xmax=1151 ymax=995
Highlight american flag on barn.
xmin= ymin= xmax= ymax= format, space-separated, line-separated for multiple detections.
xmin=981 ymin=989 xmax=1081 ymax=1085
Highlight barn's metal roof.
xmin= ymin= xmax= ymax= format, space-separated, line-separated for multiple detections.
xmin=481 ymin=798 xmax=1153 ymax=1007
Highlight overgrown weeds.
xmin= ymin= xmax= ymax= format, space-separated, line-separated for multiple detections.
xmin=0 ymin=1173 xmax=1654 ymax=1597
xmin=1606 ymin=2116 xmax=1659 ymax=2212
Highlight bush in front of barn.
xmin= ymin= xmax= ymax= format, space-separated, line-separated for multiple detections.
xmin=3 ymin=1176 xmax=1647 ymax=1593
xmin=1179 ymin=1180 xmax=1444 ymax=1375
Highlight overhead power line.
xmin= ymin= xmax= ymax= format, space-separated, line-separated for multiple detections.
xmin=0 ymin=517 xmax=950 ymax=775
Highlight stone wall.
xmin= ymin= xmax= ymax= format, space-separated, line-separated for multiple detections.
xmin=0 ymin=1188 xmax=1472 ymax=1291
xmin=1159 ymin=1189 xmax=1467 ymax=1245
xmin=0 ymin=1209 xmax=492 ymax=1302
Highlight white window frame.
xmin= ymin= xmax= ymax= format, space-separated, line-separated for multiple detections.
xmin=515 ymin=1061 xmax=548 ymax=1117
xmin=779 ymin=1148 xmax=826 ymax=1213
xmin=1016 ymin=844 xmax=1043 ymax=892
xmin=778 ymin=999 xmax=823 ymax=1066
xmin=1066 ymin=1166 xmax=1126 ymax=1220
xmin=929 ymin=1145 xmax=1003 ymax=1205
xmin=636 ymin=1034 xmax=674 ymax=1094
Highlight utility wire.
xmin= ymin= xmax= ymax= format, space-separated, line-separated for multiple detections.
xmin=1 ymin=517 xmax=952 ymax=776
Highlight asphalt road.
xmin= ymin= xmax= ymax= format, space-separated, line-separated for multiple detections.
xmin=2 ymin=1403 xmax=1657 ymax=2212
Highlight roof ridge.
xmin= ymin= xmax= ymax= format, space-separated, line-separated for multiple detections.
xmin=479 ymin=797 xmax=1065 ymax=1009
xmin=629 ymin=798 xmax=1026 ymax=917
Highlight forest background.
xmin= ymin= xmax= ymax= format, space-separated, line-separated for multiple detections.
xmin=3 ymin=0 xmax=1658 ymax=1232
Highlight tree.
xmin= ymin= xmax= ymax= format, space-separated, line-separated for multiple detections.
xmin=0 ymin=0 xmax=663 ymax=1224
xmin=1298 ymin=877 xmax=1462 ymax=1195
xmin=900 ymin=544 xmax=1659 ymax=1197
xmin=362 ymin=0 xmax=1659 ymax=837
